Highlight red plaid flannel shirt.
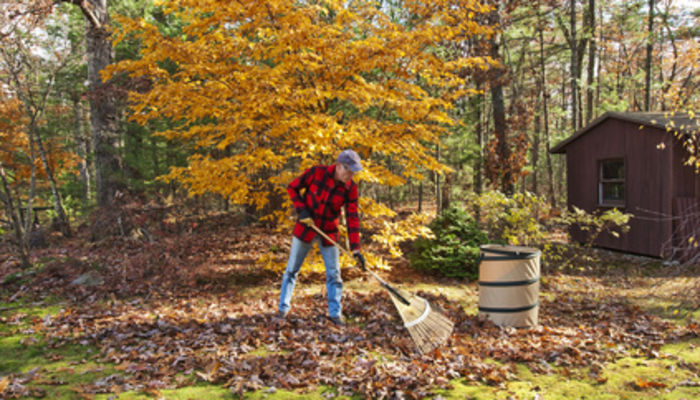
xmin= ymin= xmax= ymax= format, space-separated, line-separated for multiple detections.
xmin=288 ymin=165 xmax=361 ymax=251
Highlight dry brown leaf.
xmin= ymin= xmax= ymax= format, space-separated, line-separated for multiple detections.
xmin=632 ymin=379 xmax=668 ymax=389
xmin=0 ymin=376 xmax=10 ymax=393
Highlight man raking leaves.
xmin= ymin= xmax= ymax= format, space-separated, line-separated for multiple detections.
xmin=277 ymin=149 xmax=453 ymax=353
xmin=277 ymin=149 xmax=365 ymax=326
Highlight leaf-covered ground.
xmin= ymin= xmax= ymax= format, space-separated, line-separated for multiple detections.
xmin=1 ymin=210 xmax=699 ymax=399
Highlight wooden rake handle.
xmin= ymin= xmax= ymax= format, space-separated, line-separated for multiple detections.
xmin=302 ymin=220 xmax=410 ymax=305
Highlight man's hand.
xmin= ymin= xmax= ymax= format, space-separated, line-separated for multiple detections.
xmin=298 ymin=209 xmax=313 ymax=226
xmin=353 ymin=252 xmax=366 ymax=271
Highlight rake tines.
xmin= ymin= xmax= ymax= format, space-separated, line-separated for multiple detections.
xmin=303 ymin=221 xmax=454 ymax=355
xmin=387 ymin=287 xmax=454 ymax=354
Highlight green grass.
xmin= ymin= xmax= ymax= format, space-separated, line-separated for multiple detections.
xmin=436 ymin=342 xmax=700 ymax=400
xmin=0 ymin=299 xmax=113 ymax=399
xmin=0 ymin=330 xmax=119 ymax=399
xmin=89 ymin=384 xmax=357 ymax=400
xmin=630 ymin=296 xmax=700 ymax=324
xmin=663 ymin=338 xmax=700 ymax=364
xmin=93 ymin=384 xmax=233 ymax=400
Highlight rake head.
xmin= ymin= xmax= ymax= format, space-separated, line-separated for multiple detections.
xmin=387 ymin=288 xmax=454 ymax=355
xmin=298 ymin=222 xmax=454 ymax=354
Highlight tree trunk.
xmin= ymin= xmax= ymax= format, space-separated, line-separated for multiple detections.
xmin=151 ymin=134 xmax=159 ymax=178
xmin=644 ymin=0 xmax=655 ymax=111
xmin=531 ymin=99 xmax=541 ymax=195
xmin=32 ymin=128 xmax=71 ymax=237
xmin=585 ymin=0 xmax=596 ymax=124
xmin=388 ymin=183 xmax=395 ymax=212
xmin=537 ymin=11 xmax=556 ymax=207
xmin=167 ymin=141 xmax=178 ymax=197
xmin=483 ymin=6 xmax=513 ymax=196
xmin=595 ymin=5 xmax=602 ymax=113
xmin=22 ymin=123 xmax=39 ymax=239
xmin=417 ymin=181 xmax=423 ymax=213
xmin=0 ymin=164 xmax=31 ymax=267
xmin=435 ymin=144 xmax=441 ymax=215
xmin=475 ymin=83 xmax=483 ymax=199
xmin=474 ymin=82 xmax=484 ymax=222
xmin=570 ymin=0 xmax=579 ymax=131
xmin=73 ymin=96 xmax=92 ymax=202
xmin=659 ymin=2 xmax=678 ymax=112
xmin=441 ymin=172 xmax=451 ymax=212
xmin=491 ymin=75 xmax=512 ymax=194
xmin=70 ymin=0 xmax=122 ymax=207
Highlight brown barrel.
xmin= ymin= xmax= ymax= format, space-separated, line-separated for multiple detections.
xmin=478 ymin=244 xmax=541 ymax=327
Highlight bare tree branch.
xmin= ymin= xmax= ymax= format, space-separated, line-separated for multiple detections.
xmin=58 ymin=0 xmax=101 ymax=28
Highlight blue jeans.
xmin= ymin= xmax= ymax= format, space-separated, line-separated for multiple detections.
xmin=278 ymin=236 xmax=342 ymax=318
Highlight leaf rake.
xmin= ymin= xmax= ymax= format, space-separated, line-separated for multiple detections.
xmin=305 ymin=222 xmax=454 ymax=354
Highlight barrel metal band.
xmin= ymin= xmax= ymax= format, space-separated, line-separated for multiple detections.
xmin=478 ymin=301 xmax=539 ymax=313
xmin=479 ymin=277 xmax=540 ymax=287
xmin=481 ymin=254 xmax=540 ymax=261
xmin=480 ymin=246 xmax=541 ymax=260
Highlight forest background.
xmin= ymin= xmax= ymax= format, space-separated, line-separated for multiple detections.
xmin=0 ymin=1 xmax=699 ymax=399
xmin=0 ymin=0 xmax=698 ymax=268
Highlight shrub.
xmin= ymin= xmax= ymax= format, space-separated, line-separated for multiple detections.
xmin=468 ymin=190 xmax=553 ymax=246
xmin=468 ymin=190 xmax=631 ymax=272
xmin=409 ymin=207 xmax=489 ymax=279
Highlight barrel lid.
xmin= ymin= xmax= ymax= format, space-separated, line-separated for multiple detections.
xmin=480 ymin=244 xmax=541 ymax=259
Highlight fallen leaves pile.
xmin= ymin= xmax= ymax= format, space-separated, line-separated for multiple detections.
xmin=8 ymin=279 xmax=687 ymax=399
xmin=1 ymin=207 xmax=699 ymax=398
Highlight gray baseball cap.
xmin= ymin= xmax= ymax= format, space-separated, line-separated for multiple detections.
xmin=337 ymin=149 xmax=363 ymax=172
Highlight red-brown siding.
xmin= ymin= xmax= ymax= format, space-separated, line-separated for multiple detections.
xmin=565 ymin=118 xmax=674 ymax=257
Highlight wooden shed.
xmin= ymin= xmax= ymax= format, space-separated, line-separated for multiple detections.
xmin=551 ymin=111 xmax=700 ymax=260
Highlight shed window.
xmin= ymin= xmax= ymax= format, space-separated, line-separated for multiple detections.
xmin=599 ymin=159 xmax=625 ymax=206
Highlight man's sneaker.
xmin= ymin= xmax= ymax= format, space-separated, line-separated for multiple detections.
xmin=328 ymin=316 xmax=345 ymax=326
xmin=276 ymin=310 xmax=289 ymax=319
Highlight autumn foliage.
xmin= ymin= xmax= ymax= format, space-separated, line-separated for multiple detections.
xmin=0 ymin=98 xmax=80 ymax=194
xmin=0 ymin=98 xmax=29 ymax=176
xmin=106 ymin=0 xmax=495 ymax=221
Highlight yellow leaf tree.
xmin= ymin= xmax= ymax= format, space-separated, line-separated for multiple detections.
xmin=0 ymin=95 xmax=80 ymax=267
xmin=0 ymin=98 xmax=32 ymax=266
xmin=106 ymin=0 xmax=495 ymax=269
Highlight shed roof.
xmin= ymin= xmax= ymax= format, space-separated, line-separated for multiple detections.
xmin=550 ymin=111 xmax=698 ymax=154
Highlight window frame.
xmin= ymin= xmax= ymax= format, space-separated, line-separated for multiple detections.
xmin=598 ymin=158 xmax=626 ymax=207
